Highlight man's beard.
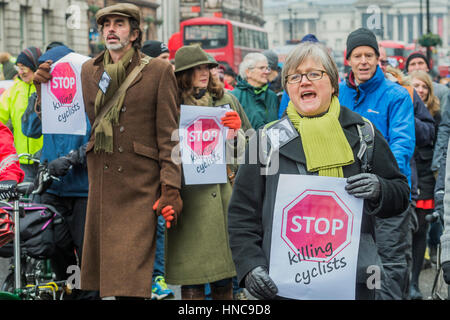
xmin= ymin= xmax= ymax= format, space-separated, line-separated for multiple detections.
xmin=105 ymin=35 xmax=131 ymax=51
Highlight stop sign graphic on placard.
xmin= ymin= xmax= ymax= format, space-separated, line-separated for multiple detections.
xmin=281 ymin=190 xmax=353 ymax=263
xmin=186 ymin=117 xmax=221 ymax=156
xmin=49 ymin=62 xmax=76 ymax=105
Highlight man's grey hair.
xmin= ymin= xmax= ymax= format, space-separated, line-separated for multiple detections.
xmin=281 ymin=42 xmax=339 ymax=97
xmin=239 ymin=52 xmax=268 ymax=80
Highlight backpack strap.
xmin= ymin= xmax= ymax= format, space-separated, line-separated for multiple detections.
xmin=356 ymin=117 xmax=375 ymax=173
xmin=90 ymin=55 xmax=152 ymax=136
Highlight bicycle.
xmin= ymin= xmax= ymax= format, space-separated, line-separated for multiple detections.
xmin=0 ymin=153 xmax=71 ymax=300
xmin=427 ymin=213 xmax=450 ymax=300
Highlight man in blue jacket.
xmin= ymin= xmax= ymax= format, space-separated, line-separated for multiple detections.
xmin=339 ymin=28 xmax=415 ymax=300
xmin=22 ymin=45 xmax=98 ymax=299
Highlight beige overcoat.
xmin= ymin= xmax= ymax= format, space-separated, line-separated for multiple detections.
xmin=80 ymin=50 xmax=181 ymax=298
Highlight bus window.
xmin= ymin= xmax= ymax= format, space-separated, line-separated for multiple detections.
xmin=184 ymin=24 xmax=228 ymax=49
xmin=384 ymin=47 xmax=404 ymax=57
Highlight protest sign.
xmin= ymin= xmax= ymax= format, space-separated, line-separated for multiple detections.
xmin=0 ymin=80 xmax=14 ymax=96
xmin=269 ymin=174 xmax=363 ymax=300
xmin=41 ymin=52 xmax=90 ymax=135
xmin=179 ymin=104 xmax=230 ymax=185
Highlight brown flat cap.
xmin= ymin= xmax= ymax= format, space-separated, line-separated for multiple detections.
xmin=96 ymin=3 xmax=141 ymax=25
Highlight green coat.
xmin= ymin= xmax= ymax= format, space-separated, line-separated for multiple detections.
xmin=165 ymin=92 xmax=250 ymax=285
xmin=231 ymin=76 xmax=279 ymax=130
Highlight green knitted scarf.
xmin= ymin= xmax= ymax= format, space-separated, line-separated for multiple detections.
xmin=93 ymin=47 xmax=135 ymax=153
xmin=286 ymin=96 xmax=354 ymax=177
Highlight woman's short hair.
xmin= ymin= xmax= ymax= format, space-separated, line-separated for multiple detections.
xmin=238 ymin=52 xmax=268 ymax=80
xmin=408 ymin=70 xmax=440 ymax=116
xmin=281 ymin=42 xmax=339 ymax=97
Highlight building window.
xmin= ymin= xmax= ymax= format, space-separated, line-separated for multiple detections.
xmin=407 ymin=15 xmax=414 ymax=43
xmin=387 ymin=15 xmax=394 ymax=40
xmin=398 ymin=14 xmax=403 ymax=41
xmin=20 ymin=6 xmax=29 ymax=49
xmin=42 ymin=9 xmax=50 ymax=49
xmin=0 ymin=4 xmax=4 ymax=51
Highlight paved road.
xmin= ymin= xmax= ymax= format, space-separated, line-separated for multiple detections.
xmin=1 ymin=256 xmax=447 ymax=300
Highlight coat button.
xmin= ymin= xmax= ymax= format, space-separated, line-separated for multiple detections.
xmin=121 ymin=106 xmax=126 ymax=112
xmin=118 ymin=166 xmax=123 ymax=173
xmin=211 ymin=192 xmax=217 ymax=197
xmin=118 ymin=146 xmax=124 ymax=153
xmin=119 ymin=126 xmax=125 ymax=133
xmin=104 ymin=164 xmax=109 ymax=170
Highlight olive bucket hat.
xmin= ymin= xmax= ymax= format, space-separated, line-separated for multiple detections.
xmin=174 ymin=45 xmax=218 ymax=73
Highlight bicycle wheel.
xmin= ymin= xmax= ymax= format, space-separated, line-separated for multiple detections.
xmin=431 ymin=245 xmax=450 ymax=300
xmin=0 ymin=272 xmax=26 ymax=293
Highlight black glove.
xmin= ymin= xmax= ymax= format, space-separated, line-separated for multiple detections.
xmin=67 ymin=144 xmax=87 ymax=166
xmin=48 ymin=156 xmax=72 ymax=177
xmin=442 ymin=261 xmax=450 ymax=285
xmin=345 ymin=173 xmax=381 ymax=202
xmin=244 ymin=266 xmax=278 ymax=300
xmin=0 ymin=180 xmax=17 ymax=200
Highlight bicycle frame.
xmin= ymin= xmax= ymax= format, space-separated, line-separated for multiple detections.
xmin=0 ymin=153 xmax=64 ymax=300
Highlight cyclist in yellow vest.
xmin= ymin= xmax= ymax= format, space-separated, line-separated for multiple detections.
xmin=0 ymin=47 xmax=43 ymax=182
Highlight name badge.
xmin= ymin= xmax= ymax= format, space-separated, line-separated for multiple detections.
xmin=98 ymin=71 xmax=111 ymax=94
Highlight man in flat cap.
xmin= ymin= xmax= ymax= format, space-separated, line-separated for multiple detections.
xmin=39 ymin=3 xmax=182 ymax=299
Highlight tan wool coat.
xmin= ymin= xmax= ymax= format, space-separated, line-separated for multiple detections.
xmin=80 ymin=50 xmax=181 ymax=298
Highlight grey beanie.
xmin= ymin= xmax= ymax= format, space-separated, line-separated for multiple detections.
xmin=263 ymin=50 xmax=278 ymax=70
xmin=346 ymin=28 xmax=379 ymax=59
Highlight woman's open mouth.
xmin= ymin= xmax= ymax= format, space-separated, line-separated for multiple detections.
xmin=301 ymin=90 xmax=317 ymax=101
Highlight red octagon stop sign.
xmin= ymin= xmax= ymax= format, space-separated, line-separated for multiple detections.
xmin=186 ymin=117 xmax=221 ymax=156
xmin=281 ymin=190 xmax=354 ymax=263
xmin=49 ymin=62 xmax=77 ymax=105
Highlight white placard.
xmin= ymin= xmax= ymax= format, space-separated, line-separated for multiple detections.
xmin=269 ymin=174 xmax=363 ymax=300
xmin=41 ymin=52 xmax=91 ymax=135
xmin=0 ymin=80 xmax=14 ymax=96
xmin=179 ymin=104 xmax=230 ymax=185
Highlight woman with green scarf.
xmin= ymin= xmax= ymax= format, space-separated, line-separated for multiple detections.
xmin=164 ymin=45 xmax=251 ymax=300
xmin=227 ymin=42 xmax=410 ymax=300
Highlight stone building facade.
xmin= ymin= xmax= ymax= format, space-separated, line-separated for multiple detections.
xmin=0 ymin=0 xmax=160 ymax=57
xmin=179 ymin=0 xmax=264 ymax=26
xmin=0 ymin=0 xmax=89 ymax=56
xmin=264 ymin=0 xmax=449 ymax=54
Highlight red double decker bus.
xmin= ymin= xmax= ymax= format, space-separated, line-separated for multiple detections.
xmin=169 ymin=17 xmax=268 ymax=73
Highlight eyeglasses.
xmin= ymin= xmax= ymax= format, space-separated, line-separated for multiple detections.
xmin=251 ymin=65 xmax=271 ymax=72
xmin=14 ymin=65 xmax=31 ymax=73
xmin=285 ymin=70 xmax=327 ymax=84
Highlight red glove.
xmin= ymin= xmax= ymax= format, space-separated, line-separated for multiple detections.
xmin=152 ymin=199 xmax=175 ymax=228
xmin=152 ymin=185 xmax=182 ymax=229
xmin=33 ymin=60 xmax=53 ymax=111
xmin=221 ymin=111 xmax=241 ymax=130
xmin=221 ymin=111 xmax=241 ymax=140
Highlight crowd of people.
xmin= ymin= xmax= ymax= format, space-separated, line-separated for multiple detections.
xmin=0 ymin=2 xmax=449 ymax=300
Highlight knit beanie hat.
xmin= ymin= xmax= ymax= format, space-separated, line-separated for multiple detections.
xmin=16 ymin=46 xmax=42 ymax=72
xmin=300 ymin=34 xmax=319 ymax=43
xmin=263 ymin=50 xmax=279 ymax=70
xmin=346 ymin=28 xmax=379 ymax=59
xmin=405 ymin=51 xmax=430 ymax=72
xmin=141 ymin=40 xmax=169 ymax=58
